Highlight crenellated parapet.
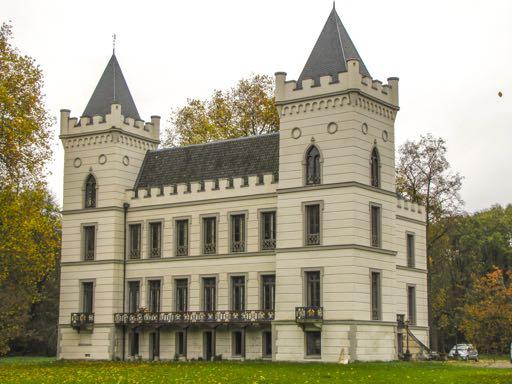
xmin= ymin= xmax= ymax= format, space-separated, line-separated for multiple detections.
xmin=60 ymin=103 xmax=160 ymax=144
xmin=127 ymin=173 xmax=277 ymax=207
xmin=396 ymin=197 xmax=426 ymax=223
xmin=275 ymin=59 xmax=399 ymax=118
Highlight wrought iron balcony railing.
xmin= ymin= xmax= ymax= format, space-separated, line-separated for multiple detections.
xmin=306 ymin=233 xmax=320 ymax=245
xmin=295 ymin=306 xmax=323 ymax=322
xmin=71 ymin=312 xmax=94 ymax=330
xmin=114 ymin=309 xmax=274 ymax=326
xmin=176 ymin=245 xmax=188 ymax=257
xmin=129 ymin=249 xmax=141 ymax=259
xmin=231 ymin=241 xmax=245 ymax=253
xmin=261 ymin=238 xmax=276 ymax=250
xmin=149 ymin=248 xmax=161 ymax=258
xmin=203 ymin=243 xmax=216 ymax=254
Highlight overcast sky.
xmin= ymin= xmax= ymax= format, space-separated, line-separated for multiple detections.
xmin=2 ymin=0 xmax=511 ymax=212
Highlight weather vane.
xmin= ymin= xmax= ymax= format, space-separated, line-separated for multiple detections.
xmin=112 ymin=33 xmax=116 ymax=54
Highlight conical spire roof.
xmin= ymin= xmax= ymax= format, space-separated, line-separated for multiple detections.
xmin=82 ymin=54 xmax=140 ymax=121
xmin=298 ymin=7 xmax=370 ymax=86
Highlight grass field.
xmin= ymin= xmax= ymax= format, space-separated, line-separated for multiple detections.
xmin=0 ymin=357 xmax=511 ymax=384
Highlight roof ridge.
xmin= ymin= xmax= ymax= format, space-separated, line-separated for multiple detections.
xmin=152 ymin=132 xmax=280 ymax=153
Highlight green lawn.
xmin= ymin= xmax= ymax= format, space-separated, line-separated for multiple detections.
xmin=0 ymin=357 xmax=510 ymax=384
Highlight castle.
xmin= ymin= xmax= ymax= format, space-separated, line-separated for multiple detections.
xmin=58 ymin=6 xmax=429 ymax=362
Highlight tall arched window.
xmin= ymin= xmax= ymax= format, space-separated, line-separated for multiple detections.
xmin=370 ymin=147 xmax=380 ymax=188
xmin=85 ymin=174 xmax=96 ymax=208
xmin=306 ymin=145 xmax=321 ymax=185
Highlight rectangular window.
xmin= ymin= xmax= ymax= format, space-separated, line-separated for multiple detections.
xmin=406 ymin=233 xmax=415 ymax=268
xmin=149 ymin=222 xmax=162 ymax=258
xmin=148 ymin=280 xmax=161 ymax=313
xmin=231 ymin=214 xmax=246 ymax=253
xmin=202 ymin=217 xmax=216 ymax=254
xmin=305 ymin=204 xmax=320 ymax=245
xmin=408 ymin=286 xmax=416 ymax=325
xmin=262 ymin=331 xmax=272 ymax=357
xmin=129 ymin=224 xmax=141 ymax=259
xmin=128 ymin=281 xmax=140 ymax=313
xmin=199 ymin=180 xmax=205 ymax=191
xmin=175 ymin=279 xmax=188 ymax=312
xmin=306 ymin=271 xmax=321 ymax=307
xmin=261 ymin=211 xmax=276 ymax=250
xmin=371 ymin=271 xmax=381 ymax=320
xmin=371 ymin=205 xmax=381 ymax=247
xmin=82 ymin=282 xmax=94 ymax=313
xmin=83 ymin=225 xmax=95 ymax=260
xmin=232 ymin=331 xmax=244 ymax=357
xmin=242 ymin=176 xmax=249 ymax=186
xmin=257 ymin=174 xmax=264 ymax=185
xmin=213 ymin=179 xmax=219 ymax=190
xmin=261 ymin=275 xmax=275 ymax=310
xmin=305 ymin=331 xmax=321 ymax=356
xmin=203 ymin=277 xmax=216 ymax=311
xmin=176 ymin=220 xmax=189 ymax=256
xmin=176 ymin=331 xmax=187 ymax=356
xmin=130 ymin=332 xmax=139 ymax=356
xmin=231 ymin=276 xmax=245 ymax=311
xmin=227 ymin=177 xmax=234 ymax=188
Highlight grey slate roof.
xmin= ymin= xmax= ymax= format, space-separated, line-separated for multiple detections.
xmin=82 ymin=54 xmax=141 ymax=121
xmin=134 ymin=133 xmax=280 ymax=189
xmin=297 ymin=7 xmax=371 ymax=87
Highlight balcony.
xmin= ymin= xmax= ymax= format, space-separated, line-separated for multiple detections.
xmin=261 ymin=238 xmax=276 ymax=250
xmin=231 ymin=241 xmax=245 ymax=253
xmin=295 ymin=306 xmax=323 ymax=323
xmin=71 ymin=312 xmax=94 ymax=331
xmin=306 ymin=233 xmax=320 ymax=246
xmin=114 ymin=309 xmax=274 ymax=327
xmin=176 ymin=245 xmax=188 ymax=257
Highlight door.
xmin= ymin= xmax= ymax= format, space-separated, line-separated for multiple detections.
xmin=203 ymin=331 xmax=214 ymax=361
xmin=149 ymin=332 xmax=160 ymax=360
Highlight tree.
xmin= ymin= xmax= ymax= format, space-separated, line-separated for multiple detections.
xmin=396 ymin=134 xmax=464 ymax=351
xmin=164 ymin=74 xmax=279 ymax=147
xmin=0 ymin=23 xmax=53 ymax=190
xmin=460 ymin=268 xmax=512 ymax=355
xmin=0 ymin=23 xmax=60 ymax=355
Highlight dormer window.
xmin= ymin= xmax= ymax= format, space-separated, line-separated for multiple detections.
xmin=85 ymin=174 xmax=96 ymax=208
xmin=306 ymin=145 xmax=321 ymax=185
xmin=370 ymin=147 xmax=380 ymax=188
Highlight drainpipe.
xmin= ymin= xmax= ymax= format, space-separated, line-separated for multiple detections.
xmin=122 ymin=202 xmax=129 ymax=360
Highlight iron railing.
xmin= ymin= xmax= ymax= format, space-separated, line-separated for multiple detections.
xmin=176 ymin=245 xmax=188 ymax=256
xmin=129 ymin=249 xmax=141 ymax=259
xmin=71 ymin=312 xmax=95 ymax=329
xmin=261 ymin=238 xmax=276 ymax=250
xmin=306 ymin=233 xmax=320 ymax=245
xmin=231 ymin=241 xmax=245 ymax=253
xmin=114 ymin=309 xmax=274 ymax=326
xmin=295 ymin=306 xmax=323 ymax=322
xmin=149 ymin=248 xmax=161 ymax=258
xmin=203 ymin=243 xmax=216 ymax=254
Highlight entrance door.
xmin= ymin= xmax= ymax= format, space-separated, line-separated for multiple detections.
xmin=203 ymin=331 xmax=214 ymax=361
xmin=149 ymin=332 xmax=160 ymax=360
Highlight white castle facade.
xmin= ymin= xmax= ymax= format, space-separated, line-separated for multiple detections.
xmin=58 ymin=7 xmax=429 ymax=362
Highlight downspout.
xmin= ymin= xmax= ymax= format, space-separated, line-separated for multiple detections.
xmin=122 ymin=202 xmax=129 ymax=360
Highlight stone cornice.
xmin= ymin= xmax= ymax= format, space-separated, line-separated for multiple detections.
xmin=396 ymin=265 xmax=428 ymax=274
xmin=59 ymin=127 xmax=160 ymax=144
xmin=277 ymin=181 xmax=397 ymax=197
xmin=277 ymin=243 xmax=397 ymax=256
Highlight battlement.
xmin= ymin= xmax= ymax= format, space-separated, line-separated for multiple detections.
xmin=396 ymin=197 xmax=426 ymax=223
xmin=275 ymin=59 xmax=399 ymax=108
xmin=127 ymin=173 xmax=277 ymax=208
xmin=60 ymin=103 xmax=160 ymax=143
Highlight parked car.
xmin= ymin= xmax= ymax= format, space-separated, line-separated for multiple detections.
xmin=448 ymin=344 xmax=479 ymax=361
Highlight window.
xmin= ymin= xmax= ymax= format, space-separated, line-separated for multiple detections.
xmin=227 ymin=177 xmax=234 ymax=188
xmin=231 ymin=214 xmax=246 ymax=253
xmin=370 ymin=147 xmax=380 ymax=187
xmin=186 ymin=182 xmax=191 ymax=193
xmin=261 ymin=275 xmax=275 ymax=310
xmin=242 ymin=176 xmax=249 ymax=187
xmin=406 ymin=233 xmax=415 ymax=268
xmin=199 ymin=180 xmax=205 ymax=191
xmin=85 ymin=174 xmax=96 ymax=208
xmin=203 ymin=277 xmax=216 ymax=311
xmin=257 ymin=174 xmax=264 ymax=185
xmin=305 ymin=204 xmax=320 ymax=245
xmin=82 ymin=282 xmax=94 ymax=313
xmin=232 ymin=331 xmax=244 ymax=357
xmin=371 ymin=271 xmax=381 ymax=320
xmin=370 ymin=205 xmax=381 ymax=247
xmin=231 ymin=276 xmax=245 ymax=311
xmin=408 ymin=286 xmax=416 ymax=325
xmin=149 ymin=222 xmax=162 ymax=258
xmin=261 ymin=211 xmax=276 ymax=250
xmin=148 ymin=280 xmax=161 ymax=313
xmin=171 ymin=184 xmax=178 ymax=195
xmin=176 ymin=331 xmax=187 ymax=357
xmin=262 ymin=331 xmax=272 ymax=357
xmin=175 ymin=279 xmax=188 ymax=312
xmin=305 ymin=145 xmax=321 ymax=185
xmin=130 ymin=332 xmax=139 ymax=356
xmin=128 ymin=281 xmax=140 ymax=313
xmin=202 ymin=217 xmax=216 ymax=254
xmin=83 ymin=225 xmax=95 ymax=260
xmin=176 ymin=220 xmax=189 ymax=256
xmin=129 ymin=224 xmax=141 ymax=259
xmin=305 ymin=331 xmax=321 ymax=356
xmin=213 ymin=179 xmax=219 ymax=190
xmin=306 ymin=271 xmax=321 ymax=307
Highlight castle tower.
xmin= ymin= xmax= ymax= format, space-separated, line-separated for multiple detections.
xmin=58 ymin=53 xmax=160 ymax=359
xmin=273 ymin=6 xmax=404 ymax=361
